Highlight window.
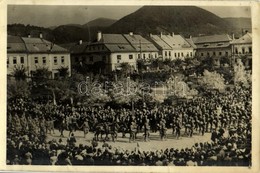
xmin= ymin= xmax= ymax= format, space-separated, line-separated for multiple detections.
xmin=226 ymin=52 xmax=229 ymax=56
xmin=169 ymin=51 xmax=171 ymax=56
xmin=155 ymin=54 xmax=157 ymax=58
xmin=118 ymin=46 xmax=125 ymax=49
xmin=117 ymin=55 xmax=121 ymax=63
xmin=61 ymin=56 xmax=65 ymax=64
xmin=219 ymin=52 xmax=222 ymax=55
xmin=201 ymin=53 xmax=204 ymax=56
xmin=181 ymin=52 xmax=184 ymax=57
xmin=129 ymin=55 xmax=133 ymax=60
xmin=34 ymin=57 xmax=38 ymax=64
xmin=178 ymin=53 xmax=180 ymax=57
xmin=20 ymin=57 xmax=24 ymax=64
xmin=213 ymin=52 xmax=216 ymax=56
xmin=7 ymin=58 xmax=9 ymax=65
xmin=138 ymin=54 xmax=141 ymax=59
xmin=235 ymin=48 xmax=238 ymax=54
xmin=249 ymin=47 xmax=252 ymax=53
xmin=165 ymin=51 xmax=167 ymax=56
xmin=54 ymin=57 xmax=57 ymax=65
xmin=242 ymin=47 xmax=245 ymax=54
xmin=143 ymin=54 xmax=146 ymax=59
xmin=12 ymin=57 xmax=17 ymax=64
xmin=42 ymin=57 xmax=46 ymax=64
xmin=207 ymin=52 xmax=210 ymax=56
xmin=190 ymin=52 xmax=192 ymax=57
xmin=89 ymin=56 xmax=93 ymax=62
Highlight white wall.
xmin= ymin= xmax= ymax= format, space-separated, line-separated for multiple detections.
xmin=7 ymin=53 xmax=29 ymax=75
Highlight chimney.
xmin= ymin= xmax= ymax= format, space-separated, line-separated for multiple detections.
xmin=189 ymin=35 xmax=192 ymax=39
xmin=129 ymin=32 xmax=133 ymax=36
xmin=149 ymin=33 xmax=153 ymax=37
xmin=171 ymin=32 xmax=174 ymax=36
xmin=39 ymin=32 xmax=43 ymax=39
xmin=79 ymin=40 xmax=83 ymax=45
xmin=160 ymin=32 xmax=163 ymax=38
xmin=97 ymin=31 xmax=102 ymax=42
xmin=28 ymin=34 xmax=31 ymax=38
xmin=232 ymin=33 xmax=235 ymax=40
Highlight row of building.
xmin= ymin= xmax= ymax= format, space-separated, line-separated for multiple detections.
xmin=7 ymin=31 xmax=252 ymax=78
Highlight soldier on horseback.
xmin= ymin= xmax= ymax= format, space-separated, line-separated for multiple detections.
xmin=79 ymin=119 xmax=90 ymax=138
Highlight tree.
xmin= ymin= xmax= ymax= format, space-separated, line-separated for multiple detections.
xmin=7 ymin=77 xmax=30 ymax=99
xmin=12 ymin=65 xmax=27 ymax=81
xmin=57 ymin=66 xmax=69 ymax=78
xmin=234 ymin=60 xmax=250 ymax=87
xmin=166 ymin=75 xmax=198 ymax=99
xmin=118 ymin=62 xmax=132 ymax=78
xmin=198 ymin=70 xmax=225 ymax=92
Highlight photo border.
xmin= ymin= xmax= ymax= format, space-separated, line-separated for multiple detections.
xmin=0 ymin=0 xmax=259 ymax=172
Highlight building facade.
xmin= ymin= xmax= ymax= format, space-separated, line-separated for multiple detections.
xmin=7 ymin=35 xmax=71 ymax=79
xmin=82 ymin=32 xmax=159 ymax=73
xmin=192 ymin=34 xmax=232 ymax=65
xmin=149 ymin=33 xmax=195 ymax=60
xmin=231 ymin=32 xmax=252 ymax=68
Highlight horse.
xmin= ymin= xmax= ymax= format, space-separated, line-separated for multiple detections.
xmin=94 ymin=123 xmax=106 ymax=141
xmin=107 ymin=122 xmax=119 ymax=142
xmin=94 ymin=122 xmax=119 ymax=142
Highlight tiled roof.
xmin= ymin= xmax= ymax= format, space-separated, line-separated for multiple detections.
xmin=104 ymin=43 xmax=136 ymax=52
xmin=7 ymin=35 xmax=69 ymax=53
xmin=196 ymin=42 xmax=231 ymax=49
xmin=161 ymin=35 xmax=192 ymax=49
xmin=231 ymin=33 xmax=252 ymax=44
xmin=7 ymin=35 xmax=27 ymax=52
xmin=185 ymin=38 xmax=197 ymax=49
xmin=149 ymin=35 xmax=172 ymax=50
xmin=123 ymin=34 xmax=158 ymax=52
xmin=22 ymin=37 xmax=68 ymax=53
xmin=102 ymin=34 xmax=129 ymax=44
xmin=60 ymin=42 xmax=89 ymax=54
xmin=192 ymin=34 xmax=232 ymax=44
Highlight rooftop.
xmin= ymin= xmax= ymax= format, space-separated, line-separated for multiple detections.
xmin=192 ymin=34 xmax=232 ymax=44
xmin=7 ymin=35 xmax=69 ymax=53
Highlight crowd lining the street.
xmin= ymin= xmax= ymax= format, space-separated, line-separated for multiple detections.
xmin=7 ymin=85 xmax=251 ymax=166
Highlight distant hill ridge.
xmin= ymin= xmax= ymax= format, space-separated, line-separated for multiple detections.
xmin=106 ymin=6 xmax=232 ymax=36
xmin=8 ymin=6 xmax=252 ymax=44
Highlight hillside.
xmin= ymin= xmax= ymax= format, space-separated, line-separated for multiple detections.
xmin=7 ymin=7 xmax=252 ymax=44
xmin=83 ymin=17 xmax=117 ymax=28
xmin=52 ymin=25 xmax=91 ymax=43
xmin=107 ymin=6 xmax=233 ymax=36
xmin=223 ymin=17 xmax=251 ymax=30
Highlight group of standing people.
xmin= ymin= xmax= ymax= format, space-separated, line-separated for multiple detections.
xmin=7 ymin=85 xmax=251 ymax=166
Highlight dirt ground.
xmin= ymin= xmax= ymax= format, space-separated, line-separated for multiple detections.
xmin=47 ymin=128 xmax=214 ymax=151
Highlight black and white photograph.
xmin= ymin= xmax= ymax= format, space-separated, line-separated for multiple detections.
xmin=1 ymin=0 xmax=260 ymax=172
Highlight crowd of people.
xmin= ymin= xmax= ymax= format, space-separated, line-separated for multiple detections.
xmin=6 ymin=85 xmax=251 ymax=166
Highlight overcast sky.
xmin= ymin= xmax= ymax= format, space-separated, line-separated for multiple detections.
xmin=7 ymin=5 xmax=251 ymax=27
